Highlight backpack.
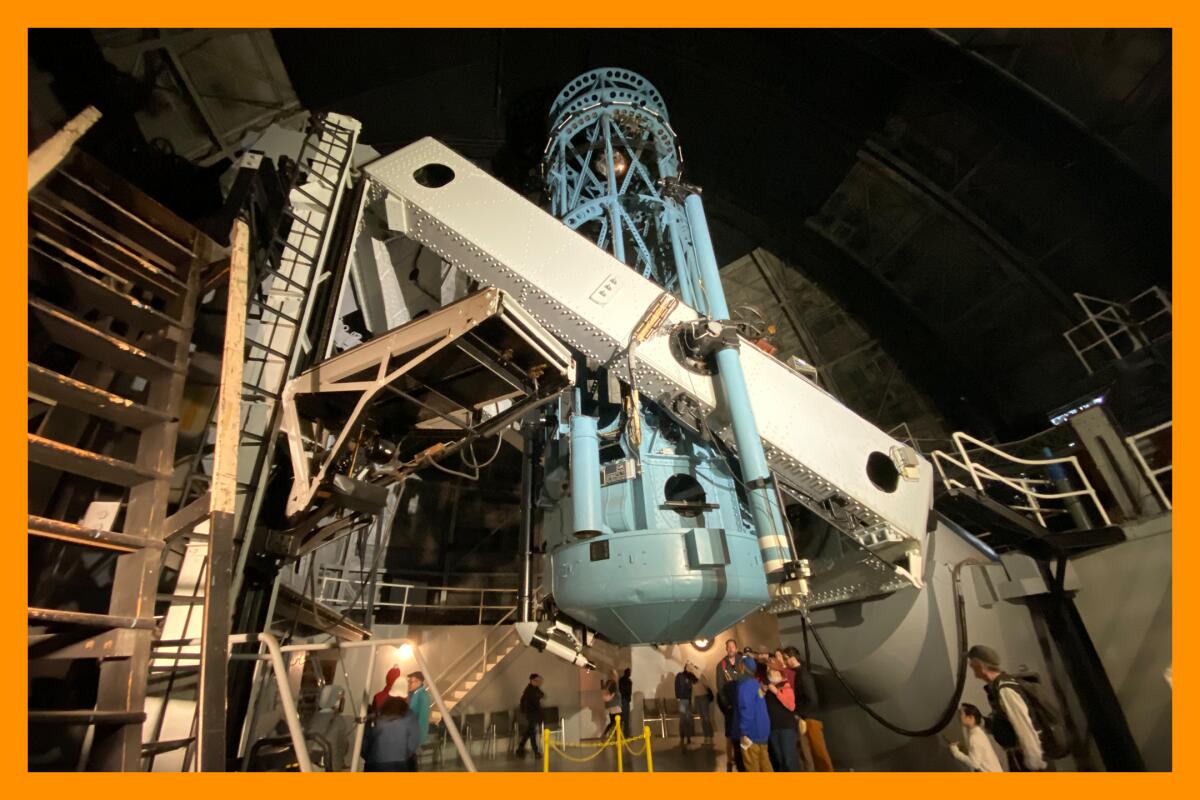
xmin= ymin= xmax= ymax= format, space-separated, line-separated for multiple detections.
xmin=986 ymin=673 xmax=1071 ymax=760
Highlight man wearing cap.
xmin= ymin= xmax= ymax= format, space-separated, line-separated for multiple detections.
xmin=968 ymin=645 xmax=1047 ymax=771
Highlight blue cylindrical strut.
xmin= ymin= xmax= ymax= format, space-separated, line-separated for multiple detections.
xmin=569 ymin=414 xmax=606 ymax=537
xmin=666 ymin=207 xmax=699 ymax=311
xmin=684 ymin=193 xmax=792 ymax=574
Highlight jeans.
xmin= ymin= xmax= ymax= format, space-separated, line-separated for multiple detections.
xmin=365 ymin=760 xmax=413 ymax=771
xmin=768 ymin=728 xmax=801 ymax=772
xmin=620 ymin=698 xmax=631 ymax=736
xmin=678 ymin=698 xmax=694 ymax=740
xmin=516 ymin=721 xmax=543 ymax=757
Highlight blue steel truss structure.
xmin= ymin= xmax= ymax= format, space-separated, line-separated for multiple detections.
xmin=538 ymin=69 xmax=796 ymax=645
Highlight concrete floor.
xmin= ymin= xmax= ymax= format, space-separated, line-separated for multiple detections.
xmin=426 ymin=735 xmax=737 ymax=773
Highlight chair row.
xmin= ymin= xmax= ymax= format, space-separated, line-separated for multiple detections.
xmin=642 ymin=697 xmax=710 ymax=738
xmin=433 ymin=707 xmax=567 ymax=759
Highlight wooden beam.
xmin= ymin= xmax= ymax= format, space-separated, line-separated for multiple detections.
xmin=196 ymin=219 xmax=248 ymax=771
xmin=28 ymin=434 xmax=167 ymax=488
xmin=28 ymin=363 xmax=173 ymax=431
xmin=29 ymin=514 xmax=162 ymax=553
xmin=29 ymin=298 xmax=183 ymax=381
xmin=162 ymin=492 xmax=212 ymax=541
xmin=210 ymin=220 xmax=248 ymax=516
xmin=28 ymin=106 xmax=101 ymax=192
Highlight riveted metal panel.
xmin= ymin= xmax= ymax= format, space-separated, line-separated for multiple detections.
xmin=365 ymin=138 xmax=933 ymax=546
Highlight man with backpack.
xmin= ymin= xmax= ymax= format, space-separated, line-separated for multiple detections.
xmin=968 ymin=644 xmax=1068 ymax=771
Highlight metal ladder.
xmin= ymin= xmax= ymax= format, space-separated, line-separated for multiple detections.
xmin=146 ymin=113 xmax=361 ymax=770
xmin=27 ymin=109 xmax=212 ymax=771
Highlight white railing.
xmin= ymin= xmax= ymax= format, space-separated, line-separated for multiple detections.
xmin=315 ymin=570 xmax=518 ymax=624
xmin=1063 ymin=288 xmax=1171 ymax=374
xmin=932 ymin=431 xmax=1111 ymax=526
xmin=434 ymin=610 xmax=519 ymax=713
xmin=1126 ymin=420 xmax=1172 ymax=511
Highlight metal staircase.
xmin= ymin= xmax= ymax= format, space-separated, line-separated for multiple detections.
xmin=27 ymin=109 xmax=214 ymax=771
xmin=932 ymin=432 xmax=1125 ymax=563
xmin=429 ymin=620 xmax=522 ymax=726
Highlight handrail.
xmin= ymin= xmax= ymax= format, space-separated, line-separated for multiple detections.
xmin=317 ymin=574 xmax=519 ymax=595
xmin=438 ymin=627 xmax=520 ymax=713
xmin=437 ymin=607 xmax=515 ymax=685
xmin=238 ymin=635 xmax=476 ymax=772
xmin=315 ymin=573 xmax=519 ymax=624
xmin=933 ymin=432 xmax=1111 ymax=527
xmin=1126 ymin=420 xmax=1172 ymax=510
xmin=436 ymin=610 xmax=519 ymax=704
xmin=227 ymin=633 xmax=312 ymax=772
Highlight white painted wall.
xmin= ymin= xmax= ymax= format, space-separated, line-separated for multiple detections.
xmin=779 ymin=524 xmax=1064 ymax=772
xmin=1072 ymin=514 xmax=1172 ymax=771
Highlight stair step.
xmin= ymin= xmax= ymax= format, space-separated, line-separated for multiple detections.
xmin=29 ymin=245 xmax=186 ymax=333
xmin=29 ymin=606 xmax=157 ymax=631
xmin=141 ymin=737 xmax=195 ymax=756
xmin=29 ymin=709 xmax=146 ymax=725
xmin=29 ymin=297 xmax=183 ymax=379
xmin=28 ymin=362 xmax=173 ymax=431
xmin=28 ymin=202 xmax=187 ymax=300
xmin=28 ymin=514 xmax=160 ymax=553
xmin=29 ymin=433 xmax=167 ymax=488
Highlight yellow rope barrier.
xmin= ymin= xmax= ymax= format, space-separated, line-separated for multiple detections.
xmin=541 ymin=715 xmax=655 ymax=772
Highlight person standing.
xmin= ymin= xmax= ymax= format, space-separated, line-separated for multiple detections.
xmin=373 ymin=665 xmax=403 ymax=713
xmin=693 ymin=670 xmax=716 ymax=744
xmin=515 ymin=674 xmax=546 ymax=758
xmin=950 ymin=703 xmax=1004 ymax=772
xmin=784 ymin=645 xmax=830 ymax=771
xmin=716 ymin=639 xmax=745 ymax=771
xmin=968 ymin=645 xmax=1048 ymax=772
xmin=405 ymin=672 xmax=431 ymax=771
xmin=601 ymin=681 xmax=623 ymax=740
xmin=675 ymin=664 xmax=697 ymax=748
xmin=764 ymin=667 xmax=801 ymax=771
xmin=736 ymin=657 xmax=773 ymax=772
xmin=618 ymin=668 xmax=633 ymax=737
xmin=363 ymin=697 xmax=421 ymax=771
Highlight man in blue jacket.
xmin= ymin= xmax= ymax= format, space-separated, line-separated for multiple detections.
xmin=736 ymin=656 xmax=773 ymax=771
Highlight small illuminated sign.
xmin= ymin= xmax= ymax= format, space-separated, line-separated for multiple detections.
xmin=1050 ymin=395 xmax=1105 ymax=427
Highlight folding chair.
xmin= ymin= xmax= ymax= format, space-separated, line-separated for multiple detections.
xmin=542 ymin=706 xmax=565 ymax=746
xmin=487 ymin=710 xmax=516 ymax=758
xmin=463 ymin=712 xmax=486 ymax=755
xmin=660 ymin=697 xmax=682 ymax=737
xmin=643 ymin=697 xmax=667 ymax=738
xmin=417 ymin=723 xmax=443 ymax=769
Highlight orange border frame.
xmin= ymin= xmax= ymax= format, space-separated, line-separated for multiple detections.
xmin=2 ymin=7 xmax=1186 ymax=795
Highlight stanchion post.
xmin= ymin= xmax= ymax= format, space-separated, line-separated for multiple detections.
xmin=644 ymin=725 xmax=654 ymax=773
xmin=616 ymin=714 xmax=623 ymax=773
xmin=543 ymin=726 xmax=550 ymax=772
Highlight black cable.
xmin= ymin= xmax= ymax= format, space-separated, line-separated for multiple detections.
xmin=802 ymin=558 xmax=987 ymax=737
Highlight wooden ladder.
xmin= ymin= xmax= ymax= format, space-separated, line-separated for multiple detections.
xmin=27 ymin=108 xmax=224 ymax=771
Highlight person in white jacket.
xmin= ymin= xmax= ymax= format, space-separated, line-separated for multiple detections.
xmin=949 ymin=703 xmax=1004 ymax=772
